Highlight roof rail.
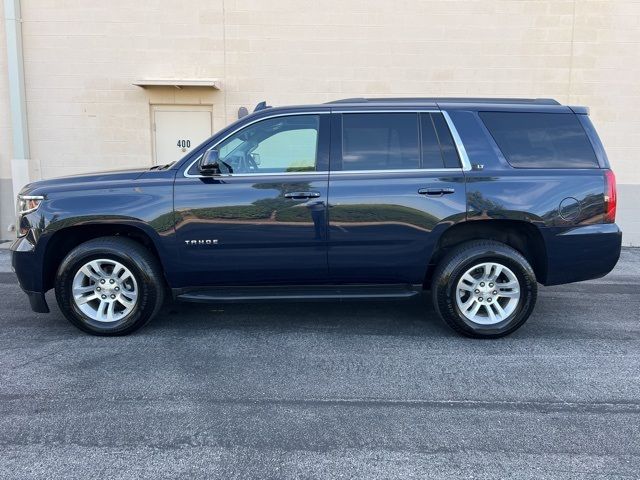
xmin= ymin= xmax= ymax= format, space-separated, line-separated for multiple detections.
xmin=326 ymin=98 xmax=369 ymax=104
xmin=326 ymin=97 xmax=560 ymax=105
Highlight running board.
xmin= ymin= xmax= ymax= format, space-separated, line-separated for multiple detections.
xmin=175 ymin=284 xmax=422 ymax=303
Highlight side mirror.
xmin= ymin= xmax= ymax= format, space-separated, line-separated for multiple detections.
xmin=199 ymin=149 xmax=221 ymax=175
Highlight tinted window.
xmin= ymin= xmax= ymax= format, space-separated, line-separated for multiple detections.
xmin=216 ymin=115 xmax=319 ymax=173
xmin=420 ymin=113 xmax=461 ymax=169
xmin=420 ymin=114 xmax=443 ymax=168
xmin=252 ymin=129 xmax=317 ymax=171
xmin=432 ymin=113 xmax=461 ymax=168
xmin=480 ymin=112 xmax=598 ymax=168
xmin=342 ymin=113 xmax=419 ymax=170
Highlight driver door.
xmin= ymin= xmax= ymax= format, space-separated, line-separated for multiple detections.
xmin=173 ymin=112 xmax=330 ymax=288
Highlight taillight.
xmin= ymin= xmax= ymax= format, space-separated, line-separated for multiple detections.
xmin=604 ymin=169 xmax=617 ymax=223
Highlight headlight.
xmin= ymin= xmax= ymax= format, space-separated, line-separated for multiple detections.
xmin=16 ymin=195 xmax=44 ymax=238
xmin=17 ymin=195 xmax=44 ymax=215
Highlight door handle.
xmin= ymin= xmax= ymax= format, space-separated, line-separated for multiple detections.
xmin=284 ymin=191 xmax=321 ymax=200
xmin=418 ymin=187 xmax=455 ymax=197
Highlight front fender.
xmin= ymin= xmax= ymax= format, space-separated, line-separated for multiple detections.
xmin=14 ymin=170 xmax=178 ymax=293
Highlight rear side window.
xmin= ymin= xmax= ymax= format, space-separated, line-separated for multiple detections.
xmin=342 ymin=113 xmax=420 ymax=170
xmin=340 ymin=112 xmax=461 ymax=171
xmin=420 ymin=113 xmax=461 ymax=168
xmin=480 ymin=112 xmax=598 ymax=168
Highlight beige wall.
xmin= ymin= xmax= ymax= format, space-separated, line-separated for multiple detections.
xmin=1 ymin=0 xmax=639 ymax=244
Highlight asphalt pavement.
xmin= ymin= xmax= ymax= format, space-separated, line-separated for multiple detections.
xmin=0 ymin=247 xmax=639 ymax=479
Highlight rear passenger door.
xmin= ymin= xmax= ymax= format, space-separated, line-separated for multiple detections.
xmin=327 ymin=110 xmax=467 ymax=285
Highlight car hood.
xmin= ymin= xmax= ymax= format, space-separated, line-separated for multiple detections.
xmin=19 ymin=168 xmax=150 ymax=196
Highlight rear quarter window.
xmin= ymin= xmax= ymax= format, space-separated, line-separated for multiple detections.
xmin=479 ymin=112 xmax=599 ymax=168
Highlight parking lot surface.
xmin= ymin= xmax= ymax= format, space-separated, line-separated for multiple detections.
xmin=0 ymin=247 xmax=639 ymax=479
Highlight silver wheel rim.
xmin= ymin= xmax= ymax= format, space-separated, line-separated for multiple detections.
xmin=455 ymin=262 xmax=520 ymax=325
xmin=71 ymin=259 xmax=138 ymax=323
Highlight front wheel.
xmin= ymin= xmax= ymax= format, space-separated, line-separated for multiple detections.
xmin=431 ymin=240 xmax=537 ymax=338
xmin=55 ymin=237 xmax=165 ymax=336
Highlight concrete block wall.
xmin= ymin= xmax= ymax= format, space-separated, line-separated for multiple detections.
xmin=1 ymin=0 xmax=639 ymax=244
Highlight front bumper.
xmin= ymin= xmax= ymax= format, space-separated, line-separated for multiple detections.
xmin=24 ymin=290 xmax=50 ymax=313
xmin=542 ymin=223 xmax=622 ymax=286
xmin=11 ymin=236 xmax=50 ymax=313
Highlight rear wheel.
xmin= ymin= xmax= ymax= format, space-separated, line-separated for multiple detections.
xmin=431 ymin=240 xmax=537 ymax=338
xmin=55 ymin=237 xmax=165 ymax=335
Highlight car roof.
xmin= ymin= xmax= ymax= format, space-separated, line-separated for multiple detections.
xmin=256 ymin=97 xmax=576 ymax=114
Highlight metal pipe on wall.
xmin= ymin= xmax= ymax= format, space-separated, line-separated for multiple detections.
xmin=3 ymin=0 xmax=30 ymax=206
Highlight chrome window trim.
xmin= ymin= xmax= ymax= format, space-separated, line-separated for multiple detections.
xmin=187 ymin=171 xmax=328 ymax=178
xmin=442 ymin=111 xmax=472 ymax=171
xmin=183 ymin=168 xmax=462 ymax=179
xmin=182 ymin=109 xmax=471 ymax=178
xmin=183 ymin=167 xmax=462 ymax=179
xmin=330 ymin=168 xmax=463 ymax=175
xmin=183 ymin=111 xmax=330 ymax=178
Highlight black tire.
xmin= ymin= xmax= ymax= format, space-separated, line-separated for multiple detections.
xmin=55 ymin=237 xmax=165 ymax=336
xmin=431 ymin=240 xmax=537 ymax=338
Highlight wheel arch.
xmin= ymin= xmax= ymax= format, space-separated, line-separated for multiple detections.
xmin=425 ymin=220 xmax=548 ymax=288
xmin=41 ymin=222 xmax=169 ymax=292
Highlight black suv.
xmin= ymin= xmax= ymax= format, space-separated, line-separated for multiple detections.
xmin=12 ymin=98 xmax=621 ymax=338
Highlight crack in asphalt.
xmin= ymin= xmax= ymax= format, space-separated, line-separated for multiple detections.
xmin=2 ymin=396 xmax=640 ymax=414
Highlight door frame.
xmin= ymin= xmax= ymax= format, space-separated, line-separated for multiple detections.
xmin=171 ymin=112 xmax=332 ymax=288
xmin=150 ymin=104 xmax=213 ymax=165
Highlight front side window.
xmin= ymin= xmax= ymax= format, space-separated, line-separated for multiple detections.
xmin=341 ymin=113 xmax=420 ymax=170
xmin=214 ymin=115 xmax=319 ymax=174
xmin=480 ymin=112 xmax=599 ymax=168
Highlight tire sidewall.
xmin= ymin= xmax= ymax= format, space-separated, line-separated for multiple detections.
xmin=56 ymin=244 xmax=159 ymax=335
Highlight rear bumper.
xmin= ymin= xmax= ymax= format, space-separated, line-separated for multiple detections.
xmin=11 ymin=236 xmax=50 ymax=313
xmin=542 ymin=223 xmax=622 ymax=286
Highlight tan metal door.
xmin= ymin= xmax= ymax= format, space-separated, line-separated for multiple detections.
xmin=152 ymin=105 xmax=212 ymax=165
